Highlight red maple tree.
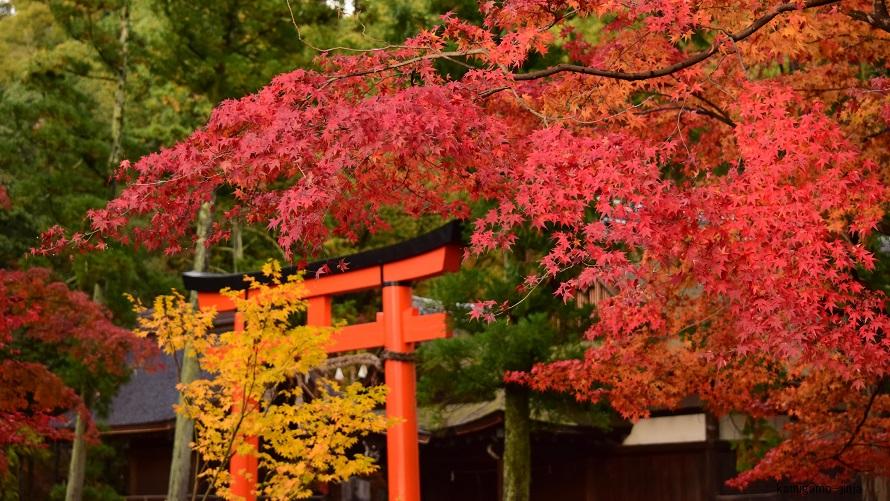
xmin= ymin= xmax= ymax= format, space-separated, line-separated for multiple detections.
xmin=0 ymin=268 xmax=150 ymax=472
xmin=46 ymin=0 xmax=889 ymax=486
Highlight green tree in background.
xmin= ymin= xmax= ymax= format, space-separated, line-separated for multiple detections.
xmin=0 ymin=0 xmax=181 ymax=317
xmin=419 ymin=226 xmax=612 ymax=501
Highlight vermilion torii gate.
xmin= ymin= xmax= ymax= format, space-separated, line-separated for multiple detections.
xmin=182 ymin=221 xmax=463 ymax=501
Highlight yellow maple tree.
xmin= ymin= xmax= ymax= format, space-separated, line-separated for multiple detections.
xmin=131 ymin=261 xmax=387 ymax=500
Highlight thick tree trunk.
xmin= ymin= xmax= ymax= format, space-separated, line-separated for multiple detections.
xmin=64 ymin=282 xmax=104 ymax=501
xmin=503 ymin=385 xmax=531 ymax=501
xmin=64 ymin=406 xmax=87 ymax=501
xmin=863 ymin=475 xmax=890 ymax=501
xmin=232 ymin=220 xmax=243 ymax=272
xmin=703 ymin=413 xmax=719 ymax=500
xmin=167 ymin=199 xmax=213 ymax=501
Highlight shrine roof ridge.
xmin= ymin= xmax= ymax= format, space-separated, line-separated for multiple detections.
xmin=182 ymin=220 xmax=464 ymax=292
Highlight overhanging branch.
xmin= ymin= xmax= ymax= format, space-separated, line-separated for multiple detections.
xmin=512 ymin=0 xmax=841 ymax=82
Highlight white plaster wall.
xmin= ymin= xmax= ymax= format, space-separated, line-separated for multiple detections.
xmin=622 ymin=413 xmax=706 ymax=445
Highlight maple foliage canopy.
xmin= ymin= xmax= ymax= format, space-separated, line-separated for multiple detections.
xmin=0 ymin=268 xmax=150 ymax=472
xmin=53 ymin=0 xmax=890 ymax=486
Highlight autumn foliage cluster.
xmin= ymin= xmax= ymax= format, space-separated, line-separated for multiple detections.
xmin=131 ymin=263 xmax=387 ymax=500
xmin=0 ymin=268 xmax=148 ymax=472
xmin=46 ymin=0 xmax=890 ymax=486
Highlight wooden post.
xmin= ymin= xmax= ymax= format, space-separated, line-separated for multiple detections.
xmin=382 ymin=284 xmax=421 ymax=501
xmin=307 ymin=296 xmax=332 ymax=327
xmin=703 ymin=412 xmax=718 ymax=501
xmin=229 ymin=435 xmax=258 ymax=501
xmin=229 ymin=312 xmax=258 ymax=501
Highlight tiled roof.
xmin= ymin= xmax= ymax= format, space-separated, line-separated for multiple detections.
xmin=101 ymin=351 xmax=181 ymax=428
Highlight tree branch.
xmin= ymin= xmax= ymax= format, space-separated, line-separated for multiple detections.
xmin=637 ymin=104 xmax=737 ymax=127
xmin=512 ymin=0 xmax=841 ymax=82
xmin=326 ymin=49 xmax=487 ymax=87
xmin=690 ymin=93 xmax=737 ymax=127
xmin=848 ymin=5 xmax=890 ymax=32
xmin=833 ymin=387 xmax=879 ymax=462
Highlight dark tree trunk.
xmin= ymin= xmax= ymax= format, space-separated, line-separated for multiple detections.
xmin=503 ymin=385 xmax=531 ymax=501
xmin=167 ymin=199 xmax=212 ymax=501
xmin=863 ymin=475 xmax=890 ymax=501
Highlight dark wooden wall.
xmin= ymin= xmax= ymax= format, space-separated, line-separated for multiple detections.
xmin=114 ymin=427 xmax=863 ymax=500
xmin=124 ymin=433 xmax=175 ymax=496
xmin=419 ymin=434 xmax=862 ymax=501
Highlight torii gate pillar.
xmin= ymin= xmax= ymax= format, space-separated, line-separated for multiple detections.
xmin=185 ymin=222 xmax=463 ymax=501
xmin=382 ymin=284 xmax=420 ymax=500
